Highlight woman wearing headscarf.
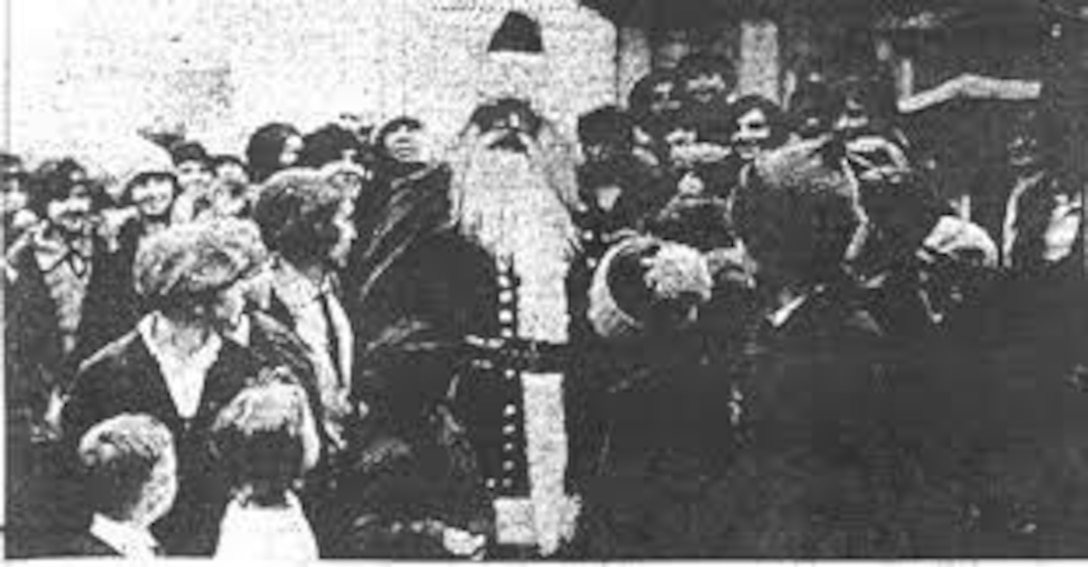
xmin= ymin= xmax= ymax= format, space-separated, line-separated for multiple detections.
xmin=61 ymin=219 xmax=318 ymax=556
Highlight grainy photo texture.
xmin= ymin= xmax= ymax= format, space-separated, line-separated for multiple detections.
xmin=3 ymin=0 xmax=1087 ymax=560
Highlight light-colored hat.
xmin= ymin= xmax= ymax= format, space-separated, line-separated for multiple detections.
xmin=134 ymin=218 xmax=267 ymax=306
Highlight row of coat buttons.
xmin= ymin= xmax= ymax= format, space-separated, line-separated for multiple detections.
xmin=495 ymin=263 xmax=519 ymax=492
xmin=498 ymin=267 xmax=516 ymax=339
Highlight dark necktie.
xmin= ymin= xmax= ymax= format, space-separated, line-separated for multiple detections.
xmin=318 ymin=290 xmax=344 ymax=388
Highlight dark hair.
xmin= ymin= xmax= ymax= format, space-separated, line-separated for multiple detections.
xmin=299 ymin=124 xmax=364 ymax=168
xmin=669 ymin=100 xmax=734 ymax=146
xmin=628 ymin=70 xmax=677 ymax=121
xmin=647 ymin=195 xmax=736 ymax=251
xmin=254 ymin=168 xmax=346 ymax=264
xmin=788 ymin=78 xmax=836 ymax=138
xmin=469 ymin=98 xmax=541 ymax=136
xmin=121 ymin=171 xmax=180 ymax=207
xmin=831 ymin=73 xmax=899 ymax=134
xmin=246 ymin=123 xmax=302 ymax=183
xmin=578 ymin=105 xmax=635 ymax=151
xmin=0 ymin=152 xmax=24 ymax=172
xmin=170 ymin=141 xmax=211 ymax=169
xmin=211 ymin=375 xmax=307 ymax=505
xmin=78 ymin=414 xmax=174 ymax=520
xmin=676 ymin=52 xmax=736 ymax=88
xmin=375 ymin=116 xmax=424 ymax=158
xmin=211 ymin=154 xmax=247 ymax=172
xmin=27 ymin=157 xmax=107 ymax=216
xmin=0 ymin=152 xmax=27 ymax=190
xmin=728 ymin=94 xmax=790 ymax=149
xmin=734 ymin=138 xmax=861 ymax=283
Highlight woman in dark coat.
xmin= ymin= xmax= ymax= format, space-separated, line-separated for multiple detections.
xmin=61 ymin=220 xmax=320 ymax=556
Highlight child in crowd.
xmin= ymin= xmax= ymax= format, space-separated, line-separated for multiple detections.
xmin=210 ymin=368 xmax=322 ymax=561
xmin=70 ymin=413 xmax=177 ymax=558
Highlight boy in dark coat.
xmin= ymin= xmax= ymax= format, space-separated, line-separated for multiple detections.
xmin=64 ymin=413 xmax=176 ymax=558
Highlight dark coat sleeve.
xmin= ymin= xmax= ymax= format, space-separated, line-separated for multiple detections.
xmin=245 ymin=311 xmax=334 ymax=448
xmin=73 ymin=228 xmax=143 ymax=367
xmin=60 ymin=334 xmax=141 ymax=446
xmin=5 ymin=240 xmax=65 ymax=414
xmin=353 ymin=229 xmax=495 ymax=438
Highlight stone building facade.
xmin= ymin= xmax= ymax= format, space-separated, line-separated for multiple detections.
xmin=6 ymin=0 xmax=1061 ymax=163
xmin=7 ymin=0 xmax=616 ymax=161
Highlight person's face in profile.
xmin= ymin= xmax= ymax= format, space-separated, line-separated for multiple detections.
xmin=327 ymin=198 xmax=357 ymax=268
xmin=210 ymin=281 xmax=249 ymax=332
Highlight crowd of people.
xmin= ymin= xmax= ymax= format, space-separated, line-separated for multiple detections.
xmin=4 ymin=9 xmax=1086 ymax=560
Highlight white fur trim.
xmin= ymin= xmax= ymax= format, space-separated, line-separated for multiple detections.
xmin=587 ymin=239 xmax=645 ymax=340
xmin=494 ymin=498 xmax=537 ymax=547
xmin=493 ymin=371 xmax=581 ymax=556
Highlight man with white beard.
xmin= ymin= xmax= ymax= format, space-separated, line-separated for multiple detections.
xmin=349 ymin=10 xmax=588 ymax=558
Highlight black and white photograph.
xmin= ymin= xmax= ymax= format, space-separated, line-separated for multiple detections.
xmin=2 ymin=0 xmax=1086 ymax=560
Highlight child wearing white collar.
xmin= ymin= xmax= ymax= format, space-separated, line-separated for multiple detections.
xmin=210 ymin=369 xmax=321 ymax=562
xmin=75 ymin=413 xmax=177 ymax=558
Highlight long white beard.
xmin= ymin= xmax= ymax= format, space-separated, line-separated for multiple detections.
xmin=452 ymin=148 xmax=577 ymax=342
xmin=451 ymin=146 xmax=581 ymax=554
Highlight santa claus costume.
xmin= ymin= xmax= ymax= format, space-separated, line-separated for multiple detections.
xmin=350 ymin=11 xmax=590 ymax=557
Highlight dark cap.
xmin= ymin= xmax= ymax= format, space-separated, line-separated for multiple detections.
xmin=487 ymin=10 xmax=544 ymax=54
xmin=169 ymin=141 xmax=211 ymax=168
